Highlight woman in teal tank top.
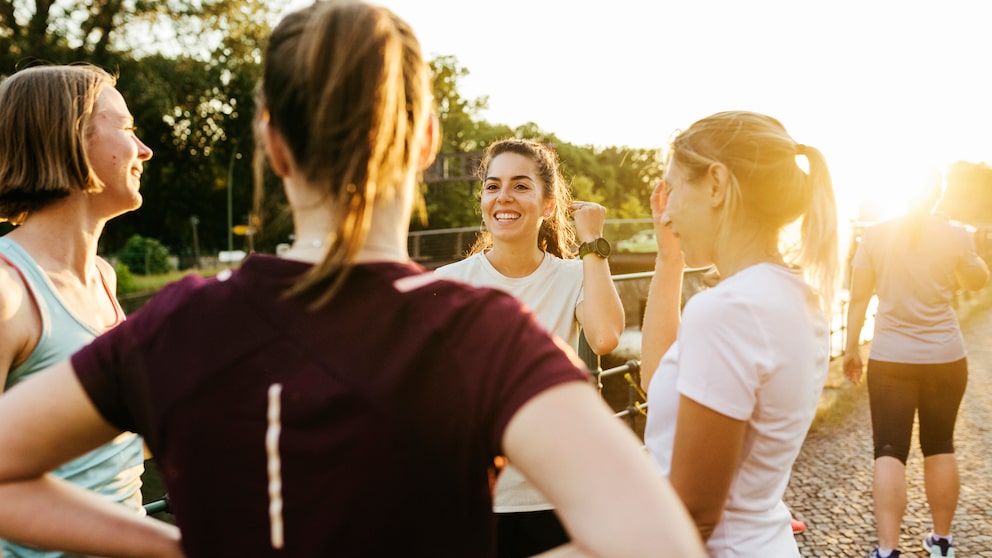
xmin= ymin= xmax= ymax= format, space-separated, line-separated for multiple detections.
xmin=0 ymin=64 xmax=153 ymax=558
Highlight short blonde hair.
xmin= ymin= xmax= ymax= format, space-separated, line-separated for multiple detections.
xmin=0 ymin=64 xmax=116 ymax=223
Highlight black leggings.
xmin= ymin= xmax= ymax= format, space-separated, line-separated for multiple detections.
xmin=867 ymin=358 xmax=967 ymax=464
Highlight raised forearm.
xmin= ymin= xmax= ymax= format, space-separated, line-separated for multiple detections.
xmin=640 ymin=254 xmax=683 ymax=390
xmin=578 ymin=255 xmax=625 ymax=355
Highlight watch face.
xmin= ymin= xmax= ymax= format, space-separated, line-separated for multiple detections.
xmin=595 ymin=237 xmax=611 ymax=257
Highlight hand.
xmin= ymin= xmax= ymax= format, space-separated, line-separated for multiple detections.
xmin=650 ymin=181 xmax=683 ymax=264
xmin=570 ymin=201 xmax=606 ymax=242
xmin=843 ymin=352 xmax=864 ymax=385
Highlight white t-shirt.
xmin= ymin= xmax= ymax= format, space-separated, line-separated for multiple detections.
xmin=434 ymin=252 xmax=584 ymax=350
xmin=434 ymin=251 xmax=585 ymax=512
xmin=644 ymin=263 xmax=829 ymax=557
xmin=853 ymin=214 xmax=983 ymax=363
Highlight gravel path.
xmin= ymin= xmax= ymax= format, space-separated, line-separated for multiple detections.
xmin=789 ymin=306 xmax=992 ymax=557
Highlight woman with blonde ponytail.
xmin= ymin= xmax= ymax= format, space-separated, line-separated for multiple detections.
xmin=640 ymin=111 xmax=838 ymax=556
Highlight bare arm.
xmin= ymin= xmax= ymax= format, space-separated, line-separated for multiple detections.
xmin=572 ymin=202 xmax=625 ymax=354
xmin=0 ymin=262 xmax=40 ymax=392
xmin=668 ymin=395 xmax=747 ymax=541
xmin=843 ymin=267 xmax=875 ymax=385
xmin=0 ymin=361 xmax=184 ymax=557
xmin=640 ymin=182 xmax=684 ymax=390
xmin=504 ymin=382 xmax=705 ymax=558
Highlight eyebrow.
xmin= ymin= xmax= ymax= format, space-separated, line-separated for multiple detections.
xmin=485 ymin=175 xmax=534 ymax=182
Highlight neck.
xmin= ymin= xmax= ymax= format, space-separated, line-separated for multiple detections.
xmin=283 ymin=191 xmax=412 ymax=265
xmin=9 ymin=208 xmax=106 ymax=280
xmin=714 ymin=228 xmax=785 ymax=279
xmin=485 ymin=243 xmax=545 ymax=278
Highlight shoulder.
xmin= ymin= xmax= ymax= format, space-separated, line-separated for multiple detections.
xmin=683 ymin=266 xmax=795 ymax=325
xmin=0 ymin=255 xmax=37 ymax=372
xmin=540 ymin=253 xmax=583 ymax=282
xmin=95 ymin=255 xmax=115 ymax=276
xmin=95 ymin=255 xmax=117 ymax=288
xmin=0 ymin=253 xmax=32 ymax=313
xmin=547 ymin=253 xmax=582 ymax=270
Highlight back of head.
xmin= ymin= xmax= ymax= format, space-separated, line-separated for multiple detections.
xmin=903 ymin=170 xmax=944 ymax=248
xmin=257 ymin=0 xmax=434 ymax=304
xmin=469 ymin=138 xmax=576 ymax=258
xmin=670 ymin=110 xmax=838 ymax=307
xmin=0 ymin=64 xmax=115 ymax=224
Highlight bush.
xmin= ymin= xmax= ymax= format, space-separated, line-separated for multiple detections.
xmin=116 ymin=234 xmax=173 ymax=275
xmin=113 ymin=260 xmax=138 ymax=295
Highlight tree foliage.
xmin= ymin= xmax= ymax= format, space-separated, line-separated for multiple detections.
xmin=1 ymin=0 xmax=276 ymax=260
xmin=117 ymin=234 xmax=173 ymax=275
xmin=941 ymin=161 xmax=992 ymax=224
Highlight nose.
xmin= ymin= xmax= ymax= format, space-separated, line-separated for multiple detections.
xmin=136 ymin=138 xmax=153 ymax=160
xmin=496 ymin=186 xmax=512 ymax=202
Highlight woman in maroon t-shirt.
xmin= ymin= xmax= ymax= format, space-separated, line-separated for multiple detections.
xmin=0 ymin=2 xmax=704 ymax=558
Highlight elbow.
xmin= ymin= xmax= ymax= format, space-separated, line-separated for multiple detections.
xmin=585 ymin=328 xmax=623 ymax=356
xmin=686 ymin=505 xmax=722 ymax=542
xmin=961 ymin=271 xmax=990 ymax=291
xmin=588 ymin=338 xmax=619 ymax=356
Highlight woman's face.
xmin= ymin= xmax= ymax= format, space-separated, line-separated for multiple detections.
xmin=85 ymin=87 xmax=153 ymax=216
xmin=661 ymin=159 xmax=719 ymax=267
xmin=480 ymin=152 xmax=554 ymax=246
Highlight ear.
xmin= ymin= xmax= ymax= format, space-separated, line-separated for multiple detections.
xmin=258 ymin=117 xmax=293 ymax=178
xmin=417 ymin=112 xmax=440 ymax=171
xmin=707 ymin=163 xmax=731 ymax=208
xmin=543 ymin=196 xmax=556 ymax=218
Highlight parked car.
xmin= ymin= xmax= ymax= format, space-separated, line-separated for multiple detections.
xmin=615 ymin=229 xmax=657 ymax=253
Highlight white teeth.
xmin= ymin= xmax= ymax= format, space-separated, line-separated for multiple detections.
xmin=495 ymin=212 xmax=519 ymax=221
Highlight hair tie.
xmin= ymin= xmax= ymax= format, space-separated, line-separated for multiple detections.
xmin=796 ymin=144 xmax=807 ymax=155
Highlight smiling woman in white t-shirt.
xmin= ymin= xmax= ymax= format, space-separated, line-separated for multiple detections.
xmin=435 ymin=138 xmax=625 ymax=558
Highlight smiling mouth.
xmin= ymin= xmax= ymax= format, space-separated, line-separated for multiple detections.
xmin=494 ymin=212 xmax=520 ymax=222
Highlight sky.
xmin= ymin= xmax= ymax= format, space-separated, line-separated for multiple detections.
xmin=280 ymin=1 xmax=992 ymax=222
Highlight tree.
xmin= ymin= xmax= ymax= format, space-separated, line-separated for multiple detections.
xmin=941 ymin=161 xmax=992 ymax=224
xmin=2 ymin=1 xmax=281 ymax=258
xmin=117 ymin=234 xmax=173 ymax=275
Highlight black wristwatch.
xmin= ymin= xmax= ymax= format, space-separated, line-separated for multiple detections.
xmin=578 ymin=237 xmax=611 ymax=259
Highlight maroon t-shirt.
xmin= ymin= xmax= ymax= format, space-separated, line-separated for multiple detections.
xmin=72 ymin=255 xmax=588 ymax=557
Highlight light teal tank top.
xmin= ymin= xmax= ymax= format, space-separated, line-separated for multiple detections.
xmin=0 ymin=237 xmax=145 ymax=558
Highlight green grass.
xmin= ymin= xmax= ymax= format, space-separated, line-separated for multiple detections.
xmin=129 ymin=269 xmax=200 ymax=293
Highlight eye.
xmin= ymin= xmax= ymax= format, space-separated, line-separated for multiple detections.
xmin=484 ymin=183 xmax=499 ymax=191
xmin=514 ymin=182 xmax=530 ymax=191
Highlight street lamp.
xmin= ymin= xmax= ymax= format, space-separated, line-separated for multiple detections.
xmin=190 ymin=215 xmax=201 ymax=269
xmin=227 ymin=140 xmax=239 ymax=253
